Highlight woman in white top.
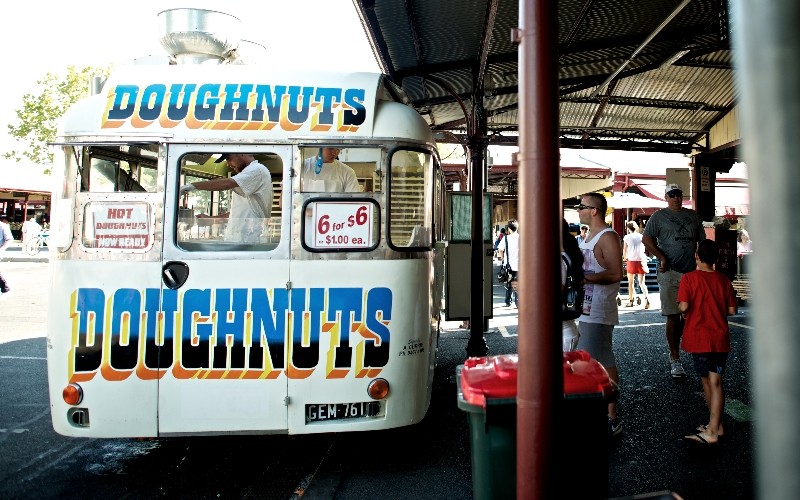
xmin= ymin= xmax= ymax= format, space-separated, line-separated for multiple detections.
xmin=622 ymin=221 xmax=650 ymax=309
xmin=737 ymin=229 xmax=752 ymax=256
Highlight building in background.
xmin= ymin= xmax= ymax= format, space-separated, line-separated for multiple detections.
xmin=0 ymin=161 xmax=52 ymax=240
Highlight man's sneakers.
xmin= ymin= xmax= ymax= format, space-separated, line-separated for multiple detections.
xmin=670 ymin=358 xmax=686 ymax=378
xmin=608 ymin=416 xmax=622 ymax=440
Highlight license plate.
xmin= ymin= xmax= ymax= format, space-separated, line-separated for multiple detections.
xmin=305 ymin=402 xmax=382 ymax=423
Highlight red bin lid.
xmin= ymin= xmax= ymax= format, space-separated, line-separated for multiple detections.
xmin=459 ymin=351 xmax=614 ymax=408
xmin=460 ymin=354 xmax=519 ymax=408
xmin=563 ymin=350 xmax=614 ymax=399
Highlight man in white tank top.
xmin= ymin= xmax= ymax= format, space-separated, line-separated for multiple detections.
xmin=576 ymin=192 xmax=624 ymax=440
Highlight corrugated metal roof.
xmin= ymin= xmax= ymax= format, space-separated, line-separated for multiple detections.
xmin=353 ymin=0 xmax=735 ymax=156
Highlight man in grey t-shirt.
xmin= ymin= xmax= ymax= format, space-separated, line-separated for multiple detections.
xmin=643 ymin=183 xmax=705 ymax=379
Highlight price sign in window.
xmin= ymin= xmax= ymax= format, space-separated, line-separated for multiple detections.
xmin=307 ymin=201 xmax=376 ymax=250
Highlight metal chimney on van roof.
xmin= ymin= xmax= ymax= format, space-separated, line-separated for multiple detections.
xmin=229 ymin=40 xmax=268 ymax=65
xmin=157 ymin=8 xmax=241 ymax=65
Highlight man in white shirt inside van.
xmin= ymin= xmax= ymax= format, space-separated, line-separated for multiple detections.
xmin=302 ymin=147 xmax=360 ymax=192
xmin=180 ymin=153 xmax=273 ymax=243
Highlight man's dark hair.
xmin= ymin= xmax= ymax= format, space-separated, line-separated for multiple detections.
xmin=507 ymin=221 xmax=517 ymax=232
xmin=697 ymin=239 xmax=720 ymax=265
xmin=583 ymin=192 xmax=607 ymax=213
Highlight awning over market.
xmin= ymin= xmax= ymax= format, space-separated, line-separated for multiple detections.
xmin=561 ymin=166 xmax=611 ymax=199
xmin=628 ymin=178 xmax=748 ymax=215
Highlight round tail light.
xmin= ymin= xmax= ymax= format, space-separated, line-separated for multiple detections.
xmin=367 ymin=378 xmax=389 ymax=400
xmin=62 ymin=383 xmax=83 ymax=405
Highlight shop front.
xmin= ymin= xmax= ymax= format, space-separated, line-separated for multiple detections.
xmin=0 ymin=162 xmax=52 ymax=240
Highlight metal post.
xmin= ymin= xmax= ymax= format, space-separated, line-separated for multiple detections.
xmin=516 ymin=0 xmax=561 ymax=498
xmin=731 ymin=1 xmax=800 ymax=498
xmin=466 ymin=95 xmax=489 ymax=358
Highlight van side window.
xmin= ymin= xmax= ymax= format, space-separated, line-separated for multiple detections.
xmin=388 ymin=149 xmax=433 ymax=248
xmin=78 ymin=145 xmax=159 ymax=193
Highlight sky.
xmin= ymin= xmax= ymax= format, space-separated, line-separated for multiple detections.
xmin=0 ymin=0 xmax=380 ymax=154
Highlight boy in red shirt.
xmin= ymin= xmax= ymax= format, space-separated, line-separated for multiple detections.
xmin=678 ymin=239 xmax=737 ymax=444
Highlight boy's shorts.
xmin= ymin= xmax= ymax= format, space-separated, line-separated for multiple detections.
xmin=691 ymin=352 xmax=729 ymax=376
xmin=657 ymin=270 xmax=683 ymax=315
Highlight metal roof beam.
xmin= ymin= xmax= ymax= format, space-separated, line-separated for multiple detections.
xmin=411 ymin=84 xmax=517 ymax=109
xmin=677 ymin=61 xmax=732 ymax=70
xmin=561 ymin=96 xmax=726 ymax=112
xmin=475 ymin=0 xmax=499 ymax=95
xmin=560 ymin=0 xmax=598 ymax=58
xmin=591 ymin=0 xmax=693 ymax=97
xmin=394 ymin=51 xmax=517 ymax=81
xmin=559 ymin=138 xmax=693 ymax=154
xmin=351 ymin=0 xmax=396 ymax=80
xmin=560 ymin=58 xmax=679 ymax=96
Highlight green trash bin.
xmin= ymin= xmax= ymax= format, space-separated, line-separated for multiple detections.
xmin=457 ymin=351 xmax=614 ymax=500
xmin=457 ymin=354 xmax=518 ymax=500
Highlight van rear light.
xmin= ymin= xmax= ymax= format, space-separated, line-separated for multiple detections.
xmin=62 ymin=383 xmax=83 ymax=405
xmin=367 ymin=378 xmax=389 ymax=400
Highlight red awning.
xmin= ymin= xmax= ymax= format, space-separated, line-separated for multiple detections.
xmin=629 ymin=178 xmax=748 ymax=213
xmin=715 ymin=185 xmax=750 ymax=216
xmin=630 ymin=180 xmax=692 ymax=207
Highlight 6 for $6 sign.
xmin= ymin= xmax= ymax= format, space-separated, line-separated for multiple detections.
xmin=312 ymin=202 xmax=373 ymax=249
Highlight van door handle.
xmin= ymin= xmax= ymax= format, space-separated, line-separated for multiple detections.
xmin=162 ymin=261 xmax=190 ymax=289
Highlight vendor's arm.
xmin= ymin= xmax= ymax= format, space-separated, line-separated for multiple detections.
xmin=196 ymin=212 xmax=230 ymax=221
xmin=190 ymin=177 xmax=239 ymax=192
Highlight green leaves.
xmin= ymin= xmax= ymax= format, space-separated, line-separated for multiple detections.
xmin=5 ymin=65 xmax=111 ymax=165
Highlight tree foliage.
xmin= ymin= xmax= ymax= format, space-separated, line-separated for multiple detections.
xmin=5 ymin=65 xmax=111 ymax=165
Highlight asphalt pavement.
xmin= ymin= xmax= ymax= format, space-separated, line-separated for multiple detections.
xmin=301 ymin=267 xmax=755 ymax=499
xmin=0 ymin=259 xmax=754 ymax=499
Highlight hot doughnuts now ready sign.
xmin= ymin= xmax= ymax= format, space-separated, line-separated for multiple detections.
xmin=84 ymin=202 xmax=151 ymax=250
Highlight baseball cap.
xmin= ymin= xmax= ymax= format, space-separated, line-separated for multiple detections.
xmin=665 ymin=183 xmax=683 ymax=196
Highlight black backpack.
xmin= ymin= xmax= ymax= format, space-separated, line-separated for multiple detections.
xmin=562 ymin=253 xmax=584 ymax=320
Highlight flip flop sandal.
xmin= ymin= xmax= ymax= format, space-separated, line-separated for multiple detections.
xmin=684 ymin=432 xmax=718 ymax=444
xmin=696 ymin=424 xmax=725 ymax=437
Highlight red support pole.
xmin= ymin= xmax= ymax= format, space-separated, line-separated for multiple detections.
xmin=516 ymin=0 xmax=561 ymax=499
